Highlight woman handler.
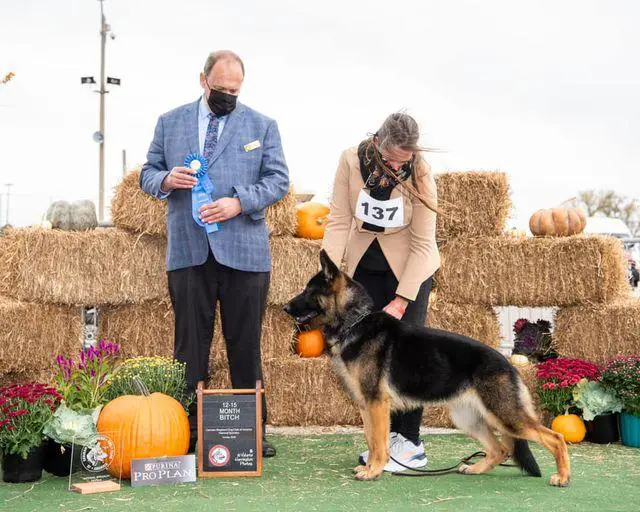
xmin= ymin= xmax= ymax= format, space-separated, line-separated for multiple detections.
xmin=321 ymin=112 xmax=440 ymax=472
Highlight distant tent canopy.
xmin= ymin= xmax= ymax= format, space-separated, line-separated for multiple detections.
xmin=583 ymin=216 xmax=631 ymax=238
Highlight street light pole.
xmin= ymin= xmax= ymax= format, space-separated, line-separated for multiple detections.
xmin=82 ymin=2 xmax=119 ymax=221
xmin=98 ymin=0 xmax=107 ymax=222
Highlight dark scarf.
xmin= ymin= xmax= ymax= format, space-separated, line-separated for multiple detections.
xmin=357 ymin=139 xmax=412 ymax=233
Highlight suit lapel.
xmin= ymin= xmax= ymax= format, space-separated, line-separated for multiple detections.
xmin=208 ymin=103 xmax=246 ymax=165
xmin=183 ymin=99 xmax=200 ymax=155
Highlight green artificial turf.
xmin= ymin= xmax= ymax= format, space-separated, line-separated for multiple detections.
xmin=1 ymin=434 xmax=639 ymax=511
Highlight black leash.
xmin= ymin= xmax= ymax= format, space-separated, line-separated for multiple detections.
xmin=390 ymin=451 xmax=517 ymax=477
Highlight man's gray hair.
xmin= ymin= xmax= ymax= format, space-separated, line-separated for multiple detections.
xmin=204 ymin=50 xmax=245 ymax=76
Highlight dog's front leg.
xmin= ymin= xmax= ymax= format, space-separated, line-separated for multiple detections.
xmin=353 ymin=407 xmax=372 ymax=474
xmin=354 ymin=399 xmax=390 ymax=481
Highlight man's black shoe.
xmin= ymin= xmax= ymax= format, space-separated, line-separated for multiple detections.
xmin=262 ymin=438 xmax=276 ymax=458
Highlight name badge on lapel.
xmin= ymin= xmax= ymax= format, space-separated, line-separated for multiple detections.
xmin=244 ymin=140 xmax=261 ymax=152
xmin=355 ymin=189 xmax=405 ymax=228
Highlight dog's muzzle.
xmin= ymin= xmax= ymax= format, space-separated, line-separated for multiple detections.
xmin=283 ymin=304 xmax=317 ymax=325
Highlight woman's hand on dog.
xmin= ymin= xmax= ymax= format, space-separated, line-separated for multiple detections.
xmin=383 ymin=296 xmax=408 ymax=319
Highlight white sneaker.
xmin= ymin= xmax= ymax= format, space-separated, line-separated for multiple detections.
xmin=359 ymin=432 xmax=398 ymax=465
xmin=383 ymin=434 xmax=428 ymax=472
xmin=359 ymin=433 xmax=428 ymax=472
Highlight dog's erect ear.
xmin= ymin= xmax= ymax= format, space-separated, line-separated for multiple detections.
xmin=320 ymin=249 xmax=340 ymax=281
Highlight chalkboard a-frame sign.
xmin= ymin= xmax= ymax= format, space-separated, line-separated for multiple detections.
xmin=197 ymin=380 xmax=263 ymax=477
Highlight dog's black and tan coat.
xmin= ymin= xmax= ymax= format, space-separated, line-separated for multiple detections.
xmin=285 ymin=251 xmax=570 ymax=485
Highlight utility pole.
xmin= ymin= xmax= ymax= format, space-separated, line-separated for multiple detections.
xmin=98 ymin=0 xmax=107 ymax=222
xmin=81 ymin=0 xmax=119 ymax=222
xmin=4 ymin=183 xmax=13 ymax=226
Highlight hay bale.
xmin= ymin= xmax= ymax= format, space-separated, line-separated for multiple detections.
xmin=428 ymin=293 xmax=501 ymax=348
xmin=111 ymin=168 xmax=167 ymax=236
xmin=0 ymin=297 xmax=81 ymax=378
xmin=0 ymin=369 xmax=56 ymax=388
xmin=263 ymin=357 xmax=361 ymax=426
xmin=99 ymin=299 xmax=174 ymax=359
xmin=268 ymin=236 xmax=321 ymax=305
xmin=258 ymin=306 xmax=297 ymax=360
xmin=435 ymin=171 xmax=511 ymax=241
xmin=422 ymin=406 xmax=454 ymax=428
xmin=100 ymin=301 xmax=295 ymax=363
xmin=111 ymin=169 xmax=297 ymax=237
xmin=1 ymin=227 xmax=167 ymax=305
xmin=436 ymin=235 xmax=629 ymax=306
xmin=0 ymin=231 xmax=12 ymax=296
xmin=553 ymin=299 xmax=640 ymax=366
xmin=266 ymin=185 xmax=298 ymax=237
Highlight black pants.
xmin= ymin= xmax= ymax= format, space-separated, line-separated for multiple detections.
xmin=353 ymin=264 xmax=433 ymax=446
xmin=168 ymin=250 xmax=269 ymax=437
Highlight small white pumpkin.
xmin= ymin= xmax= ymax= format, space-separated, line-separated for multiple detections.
xmin=510 ymin=354 xmax=530 ymax=366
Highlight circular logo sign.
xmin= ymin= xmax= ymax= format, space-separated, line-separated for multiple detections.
xmin=80 ymin=434 xmax=116 ymax=473
xmin=208 ymin=444 xmax=230 ymax=467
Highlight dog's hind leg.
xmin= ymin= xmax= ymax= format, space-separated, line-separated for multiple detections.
xmin=488 ymin=376 xmax=570 ymax=486
xmin=354 ymin=399 xmax=391 ymax=481
xmin=516 ymin=422 xmax=570 ymax=487
xmin=449 ymin=400 xmax=509 ymax=475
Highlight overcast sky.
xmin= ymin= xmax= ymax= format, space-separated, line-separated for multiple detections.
xmin=1 ymin=0 xmax=638 ymax=230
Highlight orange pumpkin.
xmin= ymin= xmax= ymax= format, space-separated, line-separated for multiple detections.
xmin=551 ymin=414 xmax=586 ymax=443
xmin=296 ymin=329 xmax=325 ymax=357
xmin=529 ymin=208 xmax=587 ymax=236
xmin=97 ymin=384 xmax=190 ymax=479
xmin=295 ymin=202 xmax=330 ymax=239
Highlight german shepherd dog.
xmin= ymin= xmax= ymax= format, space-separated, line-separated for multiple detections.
xmin=284 ymin=251 xmax=570 ymax=485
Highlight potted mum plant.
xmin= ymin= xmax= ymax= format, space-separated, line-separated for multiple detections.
xmin=601 ymin=356 xmax=640 ymax=448
xmin=105 ymin=356 xmax=193 ymax=409
xmin=535 ymin=357 xmax=600 ymax=443
xmin=0 ymin=383 xmax=62 ymax=483
xmin=43 ymin=339 xmax=121 ymax=476
xmin=572 ymin=378 xmax=622 ymax=444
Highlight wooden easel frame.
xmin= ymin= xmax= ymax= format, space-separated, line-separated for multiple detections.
xmin=197 ymin=380 xmax=263 ymax=478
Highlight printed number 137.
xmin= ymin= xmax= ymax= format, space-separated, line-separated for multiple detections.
xmin=361 ymin=203 xmax=398 ymax=220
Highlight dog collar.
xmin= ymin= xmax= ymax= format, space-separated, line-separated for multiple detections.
xmin=338 ymin=312 xmax=371 ymax=342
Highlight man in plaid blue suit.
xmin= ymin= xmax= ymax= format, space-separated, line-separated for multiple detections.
xmin=140 ymin=51 xmax=289 ymax=457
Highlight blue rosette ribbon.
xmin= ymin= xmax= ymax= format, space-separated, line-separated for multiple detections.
xmin=185 ymin=153 xmax=219 ymax=233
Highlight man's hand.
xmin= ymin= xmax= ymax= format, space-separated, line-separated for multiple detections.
xmin=161 ymin=166 xmax=198 ymax=192
xmin=383 ymin=296 xmax=409 ymax=320
xmin=199 ymin=197 xmax=242 ymax=224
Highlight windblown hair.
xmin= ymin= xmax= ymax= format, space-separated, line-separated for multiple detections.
xmin=369 ymin=112 xmax=438 ymax=214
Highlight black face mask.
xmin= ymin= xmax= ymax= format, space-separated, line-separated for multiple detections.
xmin=207 ymin=87 xmax=237 ymax=117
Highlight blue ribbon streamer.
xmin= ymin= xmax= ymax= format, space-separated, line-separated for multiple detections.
xmin=185 ymin=153 xmax=218 ymax=233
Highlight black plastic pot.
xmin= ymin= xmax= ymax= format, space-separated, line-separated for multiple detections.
xmin=43 ymin=440 xmax=82 ymax=477
xmin=1 ymin=443 xmax=45 ymax=483
xmin=585 ymin=413 xmax=620 ymax=444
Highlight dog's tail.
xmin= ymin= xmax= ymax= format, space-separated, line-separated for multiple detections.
xmin=512 ymin=439 xmax=541 ymax=477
